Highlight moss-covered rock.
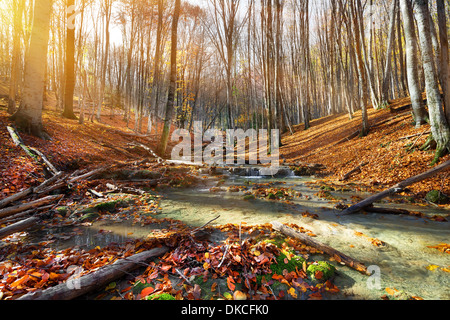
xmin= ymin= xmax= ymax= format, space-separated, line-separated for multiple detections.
xmin=243 ymin=194 xmax=256 ymax=201
xmin=94 ymin=199 xmax=122 ymax=212
xmin=79 ymin=211 xmax=100 ymax=222
xmin=306 ymin=261 xmax=336 ymax=282
xmin=425 ymin=190 xmax=449 ymax=204
xmin=270 ymin=251 xmax=305 ymax=275
xmin=147 ymin=293 xmax=176 ymax=300
xmin=267 ymin=193 xmax=277 ymax=200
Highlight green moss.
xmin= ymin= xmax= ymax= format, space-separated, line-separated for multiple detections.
xmin=425 ymin=190 xmax=449 ymax=204
xmin=94 ymin=200 xmax=122 ymax=212
xmin=267 ymin=193 xmax=277 ymax=200
xmin=79 ymin=211 xmax=100 ymax=222
xmin=147 ymin=293 xmax=176 ymax=300
xmin=243 ymin=194 xmax=256 ymax=201
xmin=270 ymin=251 xmax=305 ymax=275
xmin=132 ymin=281 xmax=154 ymax=294
xmin=306 ymin=261 xmax=336 ymax=282
xmin=56 ymin=206 xmax=68 ymax=215
xmin=263 ymin=236 xmax=286 ymax=248
xmin=320 ymin=185 xmax=335 ymax=191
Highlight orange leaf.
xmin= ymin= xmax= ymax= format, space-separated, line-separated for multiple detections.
xmin=211 ymin=282 xmax=217 ymax=292
xmin=227 ymin=276 xmax=236 ymax=291
xmin=11 ymin=275 xmax=29 ymax=288
xmin=385 ymin=287 xmax=398 ymax=295
xmin=233 ymin=291 xmax=247 ymax=300
xmin=141 ymin=287 xmax=154 ymax=297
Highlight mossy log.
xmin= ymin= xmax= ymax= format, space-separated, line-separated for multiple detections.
xmin=271 ymin=221 xmax=368 ymax=275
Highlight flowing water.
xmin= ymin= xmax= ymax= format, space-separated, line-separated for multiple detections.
xmin=22 ymin=166 xmax=450 ymax=300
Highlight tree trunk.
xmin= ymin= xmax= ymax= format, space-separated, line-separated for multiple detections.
xmin=148 ymin=0 xmax=164 ymax=135
xmin=62 ymin=0 xmax=77 ymax=120
xmin=7 ymin=0 xmax=25 ymax=115
xmin=10 ymin=0 xmax=53 ymax=139
xmin=158 ymin=0 xmax=181 ymax=156
xmin=381 ymin=0 xmax=398 ymax=106
xmin=399 ymin=0 xmax=427 ymax=127
xmin=436 ymin=0 xmax=450 ymax=124
xmin=414 ymin=0 xmax=450 ymax=162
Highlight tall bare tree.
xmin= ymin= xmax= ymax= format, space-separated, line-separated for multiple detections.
xmin=62 ymin=0 xmax=77 ymax=119
xmin=158 ymin=0 xmax=181 ymax=156
xmin=413 ymin=0 xmax=450 ymax=163
xmin=11 ymin=0 xmax=53 ymax=139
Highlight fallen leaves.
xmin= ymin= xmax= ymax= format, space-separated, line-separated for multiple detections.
xmin=427 ymin=243 xmax=450 ymax=254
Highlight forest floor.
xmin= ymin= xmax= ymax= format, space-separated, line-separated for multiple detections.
xmin=280 ymin=98 xmax=450 ymax=196
xmin=0 ymin=96 xmax=449 ymax=301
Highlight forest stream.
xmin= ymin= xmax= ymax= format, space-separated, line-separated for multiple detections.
xmin=22 ymin=166 xmax=450 ymax=300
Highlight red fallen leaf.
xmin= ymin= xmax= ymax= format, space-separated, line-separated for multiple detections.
xmin=140 ymin=287 xmax=154 ymax=298
xmin=227 ymin=276 xmax=236 ymax=291
xmin=315 ymin=271 xmax=323 ymax=280
xmin=325 ymin=280 xmax=340 ymax=293
xmin=308 ymin=292 xmax=322 ymax=300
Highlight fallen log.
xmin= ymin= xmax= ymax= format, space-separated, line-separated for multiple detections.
xmin=0 ymin=195 xmax=63 ymax=219
xmin=0 ymin=172 xmax=64 ymax=209
xmin=0 ymin=216 xmax=40 ymax=239
xmin=271 ymin=221 xmax=369 ymax=275
xmin=340 ymin=160 xmax=450 ymax=215
xmin=398 ymin=130 xmax=431 ymax=141
xmin=340 ymin=161 xmax=369 ymax=181
xmin=7 ymin=126 xmax=59 ymax=176
xmin=0 ymin=205 xmax=53 ymax=225
xmin=363 ymin=207 xmax=411 ymax=215
xmin=17 ymin=246 xmax=169 ymax=300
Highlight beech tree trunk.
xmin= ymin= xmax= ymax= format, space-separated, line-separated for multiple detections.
xmin=158 ymin=0 xmax=181 ymax=156
xmin=436 ymin=0 xmax=450 ymax=124
xmin=7 ymin=0 xmax=25 ymax=115
xmin=10 ymin=0 xmax=53 ymax=139
xmin=413 ymin=0 xmax=450 ymax=163
xmin=399 ymin=0 xmax=427 ymax=127
xmin=62 ymin=0 xmax=77 ymax=120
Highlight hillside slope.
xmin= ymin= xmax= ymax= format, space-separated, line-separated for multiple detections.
xmin=280 ymin=97 xmax=450 ymax=196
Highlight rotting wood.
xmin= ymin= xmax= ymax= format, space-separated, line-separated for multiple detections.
xmin=340 ymin=160 xmax=450 ymax=215
xmin=0 ymin=172 xmax=64 ymax=209
xmin=340 ymin=161 xmax=369 ymax=181
xmin=0 ymin=195 xmax=63 ymax=219
xmin=363 ymin=206 xmax=411 ymax=215
xmin=17 ymin=246 xmax=169 ymax=300
xmin=271 ymin=221 xmax=369 ymax=275
xmin=7 ymin=126 xmax=59 ymax=176
xmin=0 ymin=216 xmax=40 ymax=239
